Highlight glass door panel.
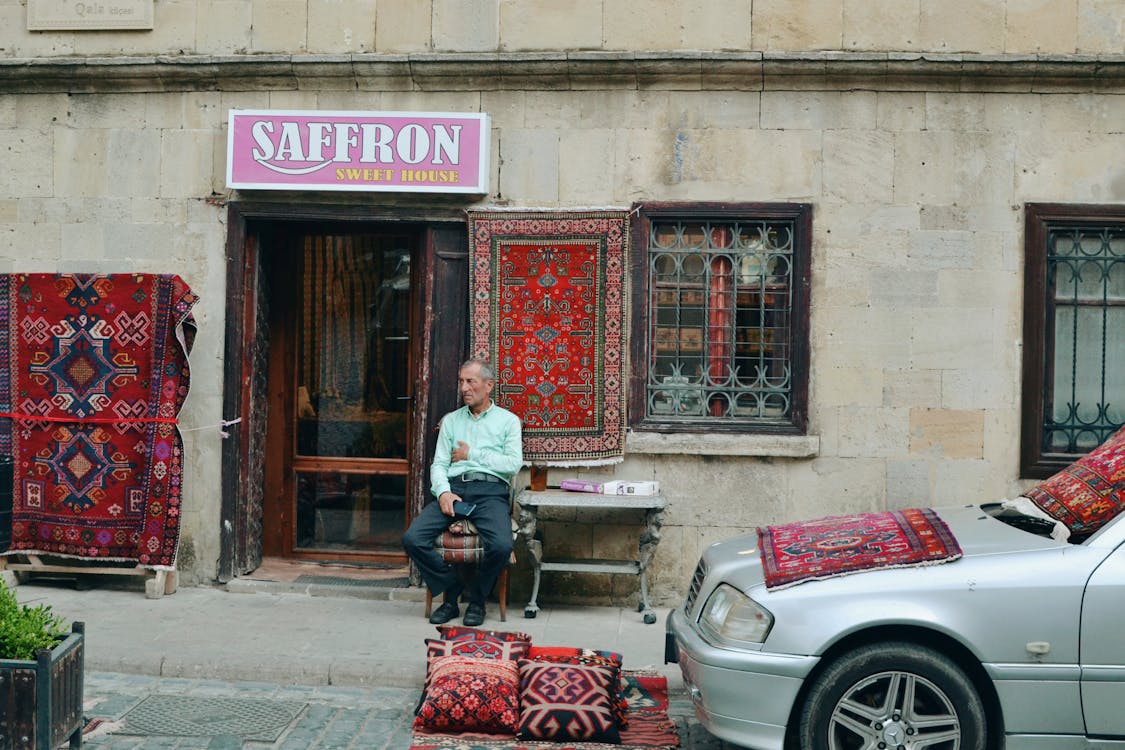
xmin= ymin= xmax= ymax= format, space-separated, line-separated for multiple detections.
xmin=292 ymin=233 xmax=414 ymax=556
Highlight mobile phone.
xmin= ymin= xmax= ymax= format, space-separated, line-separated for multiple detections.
xmin=452 ymin=501 xmax=476 ymax=517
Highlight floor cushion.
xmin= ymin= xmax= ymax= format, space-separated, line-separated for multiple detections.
xmin=415 ymin=655 xmax=521 ymax=735
xmin=516 ymin=660 xmax=621 ymax=743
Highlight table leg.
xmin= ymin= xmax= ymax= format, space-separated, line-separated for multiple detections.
xmin=637 ymin=507 xmax=665 ymax=624
xmin=516 ymin=503 xmax=541 ymax=618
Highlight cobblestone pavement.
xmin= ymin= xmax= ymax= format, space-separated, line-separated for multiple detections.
xmin=79 ymin=671 xmax=740 ymax=750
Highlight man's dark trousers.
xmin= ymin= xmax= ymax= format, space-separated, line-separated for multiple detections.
xmin=402 ymin=478 xmax=513 ymax=605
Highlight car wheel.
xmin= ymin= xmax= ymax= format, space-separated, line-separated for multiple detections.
xmin=797 ymin=641 xmax=987 ymax=750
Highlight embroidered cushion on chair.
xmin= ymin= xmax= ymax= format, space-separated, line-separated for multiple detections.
xmin=516 ymin=660 xmax=621 ymax=743
xmin=525 ymin=646 xmax=629 ymax=728
xmin=1023 ymin=425 xmax=1125 ymax=537
xmin=435 ymin=530 xmax=484 ymax=564
xmin=415 ymin=655 xmax=520 ymax=734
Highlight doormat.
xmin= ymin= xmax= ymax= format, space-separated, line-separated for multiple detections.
xmin=758 ymin=508 xmax=963 ymax=590
xmin=295 ymin=574 xmax=410 ymax=587
xmin=467 ymin=211 xmax=629 ymax=467
xmin=410 ymin=671 xmax=679 ymax=749
xmin=0 ymin=274 xmax=197 ymax=566
xmin=118 ymin=695 xmax=306 ymax=741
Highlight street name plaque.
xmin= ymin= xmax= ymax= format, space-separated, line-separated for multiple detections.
xmin=28 ymin=0 xmax=153 ymax=31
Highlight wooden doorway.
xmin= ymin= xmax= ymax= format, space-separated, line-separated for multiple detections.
xmin=220 ymin=203 xmax=470 ymax=580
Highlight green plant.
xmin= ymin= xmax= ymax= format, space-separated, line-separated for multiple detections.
xmin=0 ymin=579 xmax=67 ymax=660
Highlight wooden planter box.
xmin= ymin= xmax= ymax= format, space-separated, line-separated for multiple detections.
xmin=0 ymin=622 xmax=85 ymax=750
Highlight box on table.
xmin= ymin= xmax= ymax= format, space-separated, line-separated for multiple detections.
xmin=559 ymin=479 xmax=660 ymax=495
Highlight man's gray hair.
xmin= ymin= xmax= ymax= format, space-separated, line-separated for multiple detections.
xmin=461 ymin=358 xmax=495 ymax=381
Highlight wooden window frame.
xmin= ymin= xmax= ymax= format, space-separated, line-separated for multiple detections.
xmin=628 ymin=202 xmax=811 ymax=435
xmin=1021 ymin=203 xmax=1125 ymax=478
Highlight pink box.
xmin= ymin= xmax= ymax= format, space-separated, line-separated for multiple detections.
xmin=559 ymin=479 xmax=603 ymax=493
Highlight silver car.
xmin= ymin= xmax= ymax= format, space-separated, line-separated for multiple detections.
xmin=665 ymin=502 xmax=1125 ymax=749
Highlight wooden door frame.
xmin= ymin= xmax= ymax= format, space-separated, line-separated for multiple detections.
xmin=219 ymin=201 xmax=467 ymax=581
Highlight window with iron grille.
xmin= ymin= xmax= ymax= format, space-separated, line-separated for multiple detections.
xmin=630 ymin=203 xmax=810 ymax=433
xmin=1021 ymin=204 xmax=1125 ymax=478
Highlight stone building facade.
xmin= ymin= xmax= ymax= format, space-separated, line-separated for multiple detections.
xmin=1 ymin=1 xmax=1123 ymax=606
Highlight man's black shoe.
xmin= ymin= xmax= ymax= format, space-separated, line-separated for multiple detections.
xmin=463 ymin=602 xmax=486 ymax=627
xmin=429 ymin=600 xmax=460 ymax=625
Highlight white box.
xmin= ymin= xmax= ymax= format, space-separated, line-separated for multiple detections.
xmin=601 ymin=481 xmax=660 ymax=496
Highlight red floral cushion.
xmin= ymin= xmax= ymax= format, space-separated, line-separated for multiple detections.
xmin=425 ymin=637 xmax=531 ymax=662
xmin=1024 ymin=426 xmax=1125 ymax=536
xmin=415 ymin=655 xmax=520 ymax=734
xmin=437 ymin=625 xmax=532 ymax=643
xmin=525 ymin=646 xmax=629 ymax=728
xmin=516 ymin=661 xmax=621 ymax=743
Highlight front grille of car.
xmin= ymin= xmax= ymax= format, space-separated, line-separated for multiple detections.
xmin=684 ymin=558 xmax=707 ymax=615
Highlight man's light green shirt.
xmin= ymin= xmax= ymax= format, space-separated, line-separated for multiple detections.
xmin=430 ymin=402 xmax=523 ymax=498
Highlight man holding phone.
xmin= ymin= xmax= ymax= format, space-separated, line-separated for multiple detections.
xmin=402 ymin=359 xmax=522 ymax=627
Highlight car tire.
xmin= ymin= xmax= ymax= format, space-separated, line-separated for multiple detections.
xmin=796 ymin=641 xmax=987 ymax=750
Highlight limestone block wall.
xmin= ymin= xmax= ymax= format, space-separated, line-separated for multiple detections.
xmin=2 ymin=6 xmax=1125 ymax=600
xmin=0 ymin=90 xmax=229 ymax=585
xmin=3 ymin=72 xmax=1125 ymax=597
xmin=495 ymin=82 xmax=1125 ymax=605
xmin=2 ymin=0 xmax=1123 ymax=58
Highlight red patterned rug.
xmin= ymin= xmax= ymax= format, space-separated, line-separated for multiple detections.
xmin=758 ymin=508 xmax=962 ymax=590
xmin=1023 ymin=425 xmax=1125 ymax=537
xmin=467 ymin=211 xmax=628 ymax=466
xmin=0 ymin=274 xmax=197 ymax=566
xmin=410 ymin=671 xmax=678 ymax=749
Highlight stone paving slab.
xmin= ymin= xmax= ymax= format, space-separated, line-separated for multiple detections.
xmin=79 ymin=671 xmax=737 ymax=750
xmin=12 ymin=581 xmax=740 ymax=748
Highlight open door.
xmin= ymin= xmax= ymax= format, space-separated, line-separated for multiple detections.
xmin=220 ymin=205 xmax=470 ymax=579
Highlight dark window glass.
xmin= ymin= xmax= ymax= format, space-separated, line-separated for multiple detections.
xmin=1021 ymin=204 xmax=1125 ymax=477
xmin=631 ymin=204 xmax=810 ymax=434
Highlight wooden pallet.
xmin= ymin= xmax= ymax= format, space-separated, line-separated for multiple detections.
xmin=0 ymin=555 xmax=177 ymax=598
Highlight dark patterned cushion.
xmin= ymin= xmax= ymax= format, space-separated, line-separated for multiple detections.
xmin=425 ymin=637 xmax=531 ymax=662
xmin=415 ymin=655 xmax=520 ymax=734
xmin=437 ymin=625 xmax=532 ymax=643
xmin=525 ymin=646 xmax=629 ymax=728
xmin=434 ymin=529 xmax=484 ymax=564
xmin=1024 ymin=425 xmax=1125 ymax=536
xmin=516 ymin=661 xmax=621 ymax=743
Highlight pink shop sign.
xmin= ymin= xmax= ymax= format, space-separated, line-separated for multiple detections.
xmin=226 ymin=109 xmax=490 ymax=193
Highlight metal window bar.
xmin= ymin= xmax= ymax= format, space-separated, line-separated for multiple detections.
xmin=1044 ymin=226 xmax=1125 ymax=453
xmin=647 ymin=219 xmax=794 ymax=421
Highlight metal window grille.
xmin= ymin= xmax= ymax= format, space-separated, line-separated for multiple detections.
xmin=1044 ymin=225 xmax=1125 ymax=453
xmin=646 ymin=219 xmax=794 ymax=421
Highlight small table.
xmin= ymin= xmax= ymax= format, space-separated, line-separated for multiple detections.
xmin=515 ymin=488 xmax=667 ymax=624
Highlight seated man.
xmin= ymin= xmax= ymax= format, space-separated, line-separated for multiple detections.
xmin=402 ymin=359 xmax=522 ymax=627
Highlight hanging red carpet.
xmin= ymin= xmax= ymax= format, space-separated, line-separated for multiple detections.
xmin=758 ymin=508 xmax=962 ymax=590
xmin=468 ymin=211 xmax=629 ymax=466
xmin=410 ymin=671 xmax=679 ymax=750
xmin=0 ymin=274 xmax=198 ymax=567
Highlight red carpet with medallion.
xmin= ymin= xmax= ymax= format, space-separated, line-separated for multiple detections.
xmin=410 ymin=671 xmax=679 ymax=750
xmin=0 ymin=273 xmax=197 ymax=567
xmin=758 ymin=508 xmax=962 ymax=590
xmin=467 ymin=210 xmax=629 ymax=466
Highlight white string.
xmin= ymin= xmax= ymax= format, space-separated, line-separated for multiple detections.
xmin=180 ymin=417 xmax=242 ymax=438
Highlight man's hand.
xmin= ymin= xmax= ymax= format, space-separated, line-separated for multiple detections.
xmin=452 ymin=441 xmax=470 ymax=462
xmin=438 ymin=491 xmax=460 ymax=517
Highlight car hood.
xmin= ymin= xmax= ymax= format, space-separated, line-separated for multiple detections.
xmin=705 ymin=503 xmax=1063 ymax=594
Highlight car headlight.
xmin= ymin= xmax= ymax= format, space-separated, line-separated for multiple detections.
xmin=698 ymin=583 xmax=773 ymax=645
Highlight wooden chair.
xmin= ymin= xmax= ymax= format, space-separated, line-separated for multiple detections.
xmin=424 ymin=517 xmax=514 ymax=622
